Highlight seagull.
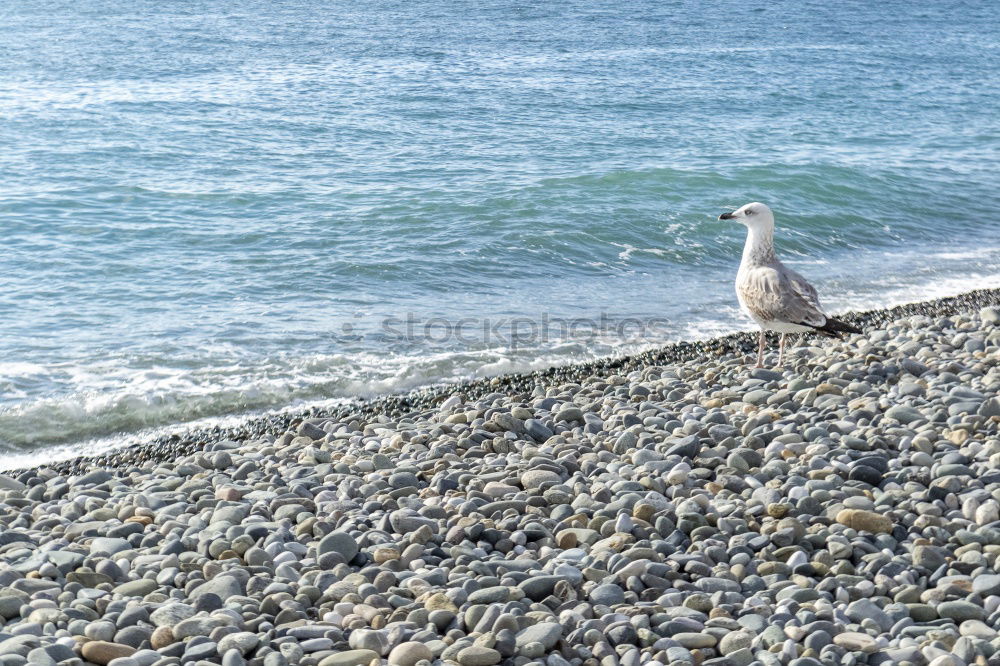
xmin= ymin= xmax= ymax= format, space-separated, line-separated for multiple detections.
xmin=719 ymin=202 xmax=861 ymax=368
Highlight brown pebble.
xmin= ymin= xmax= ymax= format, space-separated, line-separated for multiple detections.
xmin=835 ymin=509 xmax=893 ymax=534
xmin=81 ymin=641 xmax=136 ymax=665
xmin=151 ymin=627 xmax=175 ymax=649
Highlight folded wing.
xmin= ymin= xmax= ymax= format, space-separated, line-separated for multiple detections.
xmin=737 ymin=264 xmax=828 ymax=328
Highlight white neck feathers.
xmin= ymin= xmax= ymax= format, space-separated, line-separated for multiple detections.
xmin=741 ymin=224 xmax=776 ymax=266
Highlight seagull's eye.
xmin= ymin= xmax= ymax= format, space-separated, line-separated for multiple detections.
xmin=744 ymin=209 xmax=753 ymax=216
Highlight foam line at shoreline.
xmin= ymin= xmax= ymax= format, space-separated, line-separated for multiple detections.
xmin=3 ymin=286 xmax=998 ymax=475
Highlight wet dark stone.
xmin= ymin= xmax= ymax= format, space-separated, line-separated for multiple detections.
xmin=848 ymin=465 xmax=883 ymax=486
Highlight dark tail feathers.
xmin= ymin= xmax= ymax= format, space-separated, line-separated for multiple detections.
xmin=811 ymin=316 xmax=862 ymax=338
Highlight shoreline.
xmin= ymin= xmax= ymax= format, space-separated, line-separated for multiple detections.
xmin=0 ymin=286 xmax=998 ymax=665
xmin=9 ymin=286 xmax=1000 ymax=477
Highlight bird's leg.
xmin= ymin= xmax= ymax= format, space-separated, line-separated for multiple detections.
xmin=756 ymin=331 xmax=766 ymax=368
xmin=778 ymin=333 xmax=787 ymax=367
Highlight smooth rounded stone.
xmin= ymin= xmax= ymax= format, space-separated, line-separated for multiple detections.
xmin=190 ymin=574 xmax=243 ymax=600
xmin=217 ymin=632 xmax=260 ymax=656
xmin=518 ymin=575 xmax=566 ymax=601
xmin=736 ymin=615 xmax=767 ymax=633
xmin=86 ymin=621 xmax=118 ymax=642
xmin=280 ymin=643 xmax=305 ymax=664
xmin=349 ymin=629 xmax=390 ymax=654
xmin=776 ymin=587 xmax=820 ymax=603
xmin=907 ymin=604 xmax=938 ymax=623
xmin=318 ymin=650 xmax=379 ymax=666
xmin=833 ymin=632 xmax=878 ymax=653
xmin=885 ymin=406 xmax=925 ymax=424
xmin=960 ymin=620 xmax=997 ymax=640
xmin=244 ymin=547 xmax=272 ymax=566
xmin=912 ymin=545 xmax=948 ymax=571
xmin=556 ymin=528 xmax=599 ymax=548
xmin=127 ymin=650 xmax=160 ymax=666
xmin=387 ymin=641 xmax=433 ymax=666
xmin=317 ymin=532 xmax=359 ymax=562
xmin=742 ymin=389 xmax=772 ymax=406
xmin=726 ymin=648 xmax=755 ymax=666
xmin=297 ymin=421 xmax=326 ymax=439
xmin=616 ymin=430 xmax=638 ymax=451
xmin=727 ymin=449 xmax=762 ymax=472
xmin=114 ymin=579 xmax=158 ymax=597
xmin=666 ymin=463 xmax=689 ymax=485
xmin=116 ymin=626 xmax=153 ymax=650
xmin=555 ymin=406 xmax=584 ymax=422
xmin=835 ymin=509 xmax=893 ymax=533
xmin=81 ymin=642 xmax=137 ymax=665
xmin=520 ymin=470 xmax=560 ymax=490
xmin=936 ymin=463 xmax=975 ymax=478
xmin=589 ymin=584 xmax=625 ymax=606
xmin=194 ymin=592 xmax=224 ymax=612
xmin=469 ymin=586 xmax=513 ymax=604
xmin=481 ymin=482 xmax=517 ymax=499
xmin=673 ymin=633 xmax=716 ymax=649
xmin=804 ymin=630 xmax=831 ymax=652
xmin=515 ymin=623 xmax=563 ymax=650
xmin=0 ymin=474 xmax=27 ymax=491
xmin=937 ymin=600 xmax=984 ymax=622
xmin=718 ymin=631 xmax=753 ymax=655
xmin=300 ymin=637 xmax=334 ymax=652
xmin=980 ymin=397 xmax=1000 ymax=417
xmin=222 ymin=650 xmax=248 ymax=666
xmin=183 ymin=640 xmax=218 ymax=661
xmin=150 ymin=627 xmax=175 ymax=649
xmin=697 ymin=577 xmax=741 ymax=594
xmin=74 ymin=469 xmax=113 ymax=486
xmin=96 ymin=560 xmax=125 ymax=582
xmin=106 ymin=658 xmax=141 ymax=666
xmin=519 ymin=642 xmax=546 ymax=660
xmin=524 ymin=420 xmax=554 ymax=442
xmin=90 ymin=537 xmax=131 ymax=557
xmin=389 ymin=471 xmax=419 ymax=489
xmin=899 ymin=356 xmax=930 ymax=375
xmin=972 ymin=574 xmax=1000 ymax=596
xmin=952 ymin=636 xmax=977 ymax=664
xmin=846 ymin=599 xmax=892 ymax=632
xmin=493 ymin=412 xmax=523 ymax=433
xmin=928 ymin=657 xmax=963 ymax=666
xmin=28 ymin=645 xmax=76 ymax=664
xmin=848 ymin=465 xmax=882 ymax=486
xmin=118 ymin=606 xmax=151 ymax=628
xmin=264 ymin=654 xmax=289 ymax=666
xmin=428 ymin=609 xmax=456 ymax=631
xmin=456 ymin=646 xmax=502 ymax=666
xmin=664 ymin=646 xmax=694 ymax=664
xmin=607 ymin=624 xmax=639 ymax=647
xmin=389 ymin=510 xmax=436 ymax=533
xmin=174 ymin=616 xmax=228 ymax=639
xmin=0 ymin=593 xmax=26 ymax=619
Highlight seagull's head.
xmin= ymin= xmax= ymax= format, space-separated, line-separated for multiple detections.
xmin=719 ymin=202 xmax=774 ymax=230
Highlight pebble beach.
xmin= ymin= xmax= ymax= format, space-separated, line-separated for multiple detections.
xmin=2 ymin=288 xmax=1000 ymax=666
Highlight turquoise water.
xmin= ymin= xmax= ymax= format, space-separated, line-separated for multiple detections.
xmin=2 ymin=1 xmax=999 ymax=462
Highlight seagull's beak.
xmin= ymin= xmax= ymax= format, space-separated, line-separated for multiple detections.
xmin=719 ymin=211 xmax=736 ymax=220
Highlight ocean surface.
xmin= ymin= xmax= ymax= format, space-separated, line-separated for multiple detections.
xmin=1 ymin=0 xmax=999 ymax=466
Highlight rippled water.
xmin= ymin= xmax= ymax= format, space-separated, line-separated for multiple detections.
xmin=1 ymin=0 xmax=999 ymax=462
